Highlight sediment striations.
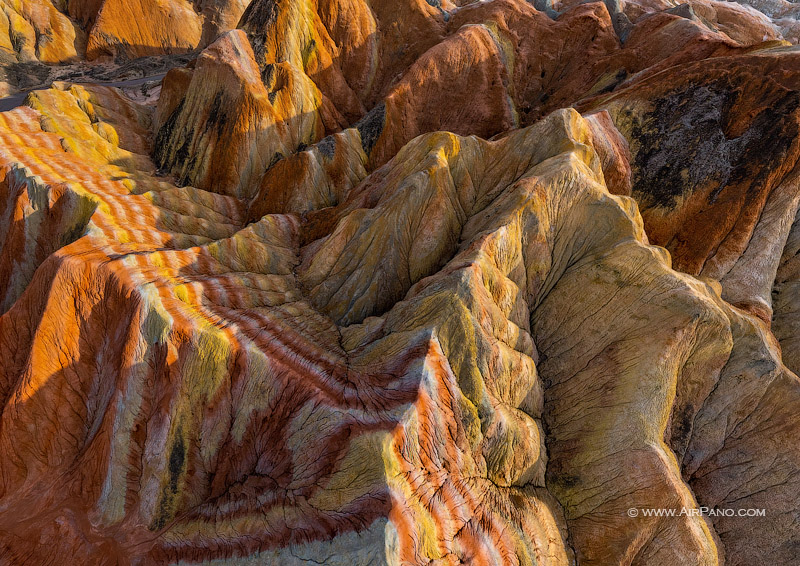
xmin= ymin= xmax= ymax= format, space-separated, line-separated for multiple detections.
xmin=0 ymin=0 xmax=249 ymax=64
xmin=2 ymin=0 xmax=800 ymax=564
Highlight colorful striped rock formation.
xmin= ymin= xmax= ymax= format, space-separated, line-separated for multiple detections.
xmin=0 ymin=0 xmax=249 ymax=64
xmin=3 ymin=0 xmax=800 ymax=565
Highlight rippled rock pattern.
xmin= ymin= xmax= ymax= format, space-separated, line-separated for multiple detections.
xmin=2 ymin=0 xmax=800 ymax=565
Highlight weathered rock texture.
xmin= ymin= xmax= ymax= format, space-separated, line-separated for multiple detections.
xmin=2 ymin=0 xmax=800 ymax=565
xmin=0 ymin=0 xmax=252 ymax=62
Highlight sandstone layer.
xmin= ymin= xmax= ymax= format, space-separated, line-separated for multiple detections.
xmin=2 ymin=0 xmax=800 ymax=565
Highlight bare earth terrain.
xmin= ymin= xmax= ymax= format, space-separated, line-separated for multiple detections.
xmin=2 ymin=0 xmax=800 ymax=565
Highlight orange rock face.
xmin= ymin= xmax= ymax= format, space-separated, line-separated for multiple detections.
xmin=0 ymin=0 xmax=249 ymax=68
xmin=3 ymin=0 xmax=800 ymax=565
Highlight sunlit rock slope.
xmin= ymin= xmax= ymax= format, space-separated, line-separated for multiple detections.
xmin=2 ymin=0 xmax=800 ymax=565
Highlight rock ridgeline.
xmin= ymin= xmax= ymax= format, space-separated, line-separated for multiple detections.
xmin=2 ymin=0 xmax=800 ymax=565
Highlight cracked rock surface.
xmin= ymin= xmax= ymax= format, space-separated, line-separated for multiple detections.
xmin=2 ymin=0 xmax=800 ymax=565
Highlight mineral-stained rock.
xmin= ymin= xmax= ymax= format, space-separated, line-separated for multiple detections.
xmin=3 ymin=0 xmax=800 ymax=564
xmin=154 ymin=30 xmax=324 ymax=197
xmin=83 ymin=0 xmax=204 ymax=59
xmin=0 ymin=0 xmax=85 ymax=64
xmin=583 ymin=50 xmax=800 ymax=278
xmin=75 ymin=0 xmax=252 ymax=60
xmin=0 ymin=0 xmax=250 ymax=70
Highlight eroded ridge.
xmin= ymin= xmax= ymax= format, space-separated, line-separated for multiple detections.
xmin=3 ymin=0 xmax=800 ymax=565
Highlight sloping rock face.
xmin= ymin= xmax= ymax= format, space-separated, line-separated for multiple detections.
xmin=4 ymin=0 xmax=800 ymax=565
xmin=1 ymin=0 xmax=794 ymax=70
xmin=0 ymin=0 xmax=86 ymax=65
xmin=0 ymin=0 xmax=248 ymax=96
xmin=0 ymin=0 xmax=248 ymax=67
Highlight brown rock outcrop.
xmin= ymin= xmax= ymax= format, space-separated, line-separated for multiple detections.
xmin=582 ymin=50 xmax=800 ymax=279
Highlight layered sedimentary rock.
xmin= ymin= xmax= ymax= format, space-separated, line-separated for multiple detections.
xmin=0 ymin=0 xmax=85 ymax=64
xmin=3 ymin=0 xmax=800 ymax=564
xmin=154 ymin=30 xmax=324 ymax=197
xmin=2 ymin=0 xmax=796 ymax=70
xmin=0 ymin=0 xmax=249 ymax=68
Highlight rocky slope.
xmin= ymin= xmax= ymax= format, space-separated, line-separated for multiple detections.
xmin=2 ymin=0 xmax=800 ymax=565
